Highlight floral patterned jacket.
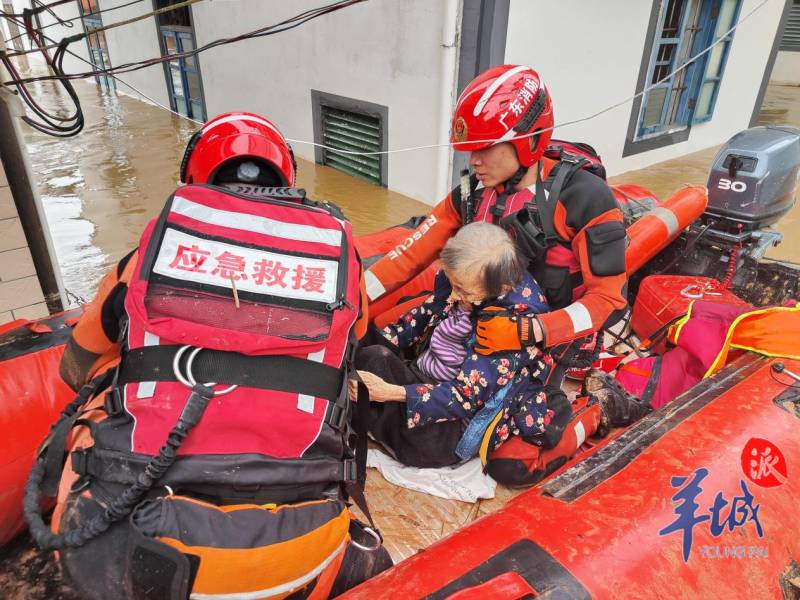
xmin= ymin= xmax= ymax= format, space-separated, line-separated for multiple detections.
xmin=381 ymin=270 xmax=551 ymax=461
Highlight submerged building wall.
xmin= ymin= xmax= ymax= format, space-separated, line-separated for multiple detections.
xmin=504 ymin=0 xmax=788 ymax=179
xmin=191 ymin=0 xmax=457 ymax=205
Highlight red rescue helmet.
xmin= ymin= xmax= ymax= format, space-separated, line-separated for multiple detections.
xmin=180 ymin=112 xmax=297 ymax=186
xmin=450 ymin=65 xmax=554 ymax=168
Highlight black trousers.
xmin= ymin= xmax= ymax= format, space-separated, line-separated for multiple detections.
xmin=355 ymin=345 xmax=464 ymax=469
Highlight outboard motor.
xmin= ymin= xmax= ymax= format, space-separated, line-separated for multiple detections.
xmin=639 ymin=126 xmax=800 ymax=305
xmin=701 ymin=125 xmax=800 ymax=259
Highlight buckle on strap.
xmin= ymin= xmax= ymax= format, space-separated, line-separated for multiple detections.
xmin=71 ymin=449 xmax=89 ymax=476
xmin=326 ymin=402 xmax=349 ymax=431
xmin=104 ymin=387 xmax=125 ymax=417
xmin=173 ymin=345 xmax=238 ymax=397
xmin=343 ymin=459 xmax=357 ymax=482
xmin=559 ymin=154 xmax=586 ymax=167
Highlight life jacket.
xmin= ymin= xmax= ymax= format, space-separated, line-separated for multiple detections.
xmin=616 ymin=301 xmax=800 ymax=411
xmin=485 ymin=393 xmax=601 ymax=487
xmin=26 ymin=185 xmax=369 ymax=600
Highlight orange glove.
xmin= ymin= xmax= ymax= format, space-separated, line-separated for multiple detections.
xmin=475 ymin=308 xmax=520 ymax=355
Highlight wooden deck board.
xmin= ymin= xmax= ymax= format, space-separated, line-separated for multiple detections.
xmin=358 ymin=467 xmax=525 ymax=563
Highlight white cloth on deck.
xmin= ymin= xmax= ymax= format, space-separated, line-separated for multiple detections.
xmin=366 ymin=448 xmax=496 ymax=503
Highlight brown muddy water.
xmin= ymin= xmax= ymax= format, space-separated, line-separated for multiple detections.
xmin=19 ymin=75 xmax=800 ymax=302
xmin=24 ymin=79 xmax=800 ymax=304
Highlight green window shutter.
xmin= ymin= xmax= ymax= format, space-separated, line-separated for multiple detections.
xmin=321 ymin=106 xmax=383 ymax=185
xmin=780 ymin=1 xmax=800 ymax=51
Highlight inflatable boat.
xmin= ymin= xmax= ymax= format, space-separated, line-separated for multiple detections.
xmin=1 ymin=126 xmax=798 ymax=598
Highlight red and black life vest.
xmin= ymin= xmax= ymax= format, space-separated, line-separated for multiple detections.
xmin=97 ymin=184 xmax=361 ymax=501
xmin=460 ymin=140 xmax=606 ymax=311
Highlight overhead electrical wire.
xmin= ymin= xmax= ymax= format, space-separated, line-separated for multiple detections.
xmin=3 ymin=0 xmax=145 ymax=46
xmin=1 ymin=0 xmax=73 ymax=18
xmin=5 ymin=10 xmax=201 ymax=126
xmin=32 ymin=0 xmax=74 ymax=27
xmin=0 ymin=0 xmax=774 ymax=148
xmin=1 ymin=9 xmax=84 ymax=136
xmin=1 ymin=0 xmax=366 ymax=137
xmin=2 ymin=0 xmax=359 ymax=59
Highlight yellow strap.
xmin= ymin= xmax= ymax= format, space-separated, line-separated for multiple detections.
xmin=668 ymin=300 xmax=695 ymax=345
xmin=478 ymin=408 xmax=506 ymax=466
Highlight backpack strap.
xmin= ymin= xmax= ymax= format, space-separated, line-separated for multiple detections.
xmin=26 ymin=382 xmax=217 ymax=550
xmin=38 ymin=369 xmax=115 ymax=496
xmin=535 ymin=157 xmax=587 ymax=244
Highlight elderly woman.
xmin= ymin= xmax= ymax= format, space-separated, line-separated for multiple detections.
xmin=355 ymin=222 xmax=560 ymax=468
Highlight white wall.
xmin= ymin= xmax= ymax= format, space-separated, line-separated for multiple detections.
xmin=505 ymin=0 xmax=787 ymax=178
xmin=99 ymin=0 xmax=173 ymax=108
xmin=191 ymin=0 xmax=455 ymax=204
xmin=10 ymin=0 xmax=91 ymax=74
xmin=770 ymin=50 xmax=800 ymax=84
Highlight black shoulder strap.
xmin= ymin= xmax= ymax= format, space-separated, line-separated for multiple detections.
xmin=489 ymin=195 xmax=507 ymax=224
xmin=535 ymin=157 xmax=586 ymax=243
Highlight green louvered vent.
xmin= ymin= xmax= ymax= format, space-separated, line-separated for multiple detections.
xmin=780 ymin=1 xmax=800 ymax=51
xmin=321 ymin=106 xmax=382 ymax=185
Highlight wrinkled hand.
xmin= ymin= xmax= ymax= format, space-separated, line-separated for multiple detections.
xmin=353 ymin=370 xmax=406 ymax=402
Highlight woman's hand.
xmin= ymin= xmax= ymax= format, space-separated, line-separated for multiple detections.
xmin=349 ymin=370 xmax=407 ymax=403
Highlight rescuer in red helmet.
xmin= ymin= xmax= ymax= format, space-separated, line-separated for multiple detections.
xmin=60 ymin=112 xmax=305 ymax=391
xmin=55 ymin=113 xmax=387 ymax=597
xmin=364 ymin=65 xmax=633 ymax=440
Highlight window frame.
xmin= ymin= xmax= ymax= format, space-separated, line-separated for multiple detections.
xmin=636 ymin=0 xmax=696 ymax=139
xmin=681 ymin=0 xmax=744 ymax=124
xmin=78 ymin=0 xmax=115 ymax=92
xmin=153 ymin=0 xmax=207 ymax=121
xmin=623 ymin=0 xmax=742 ymax=156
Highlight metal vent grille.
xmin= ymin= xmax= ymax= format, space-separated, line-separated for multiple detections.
xmin=321 ymin=106 xmax=382 ymax=185
xmin=780 ymin=1 xmax=800 ymax=51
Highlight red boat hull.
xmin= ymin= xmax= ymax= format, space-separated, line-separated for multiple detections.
xmin=0 ymin=312 xmax=79 ymax=546
xmin=342 ymin=355 xmax=800 ymax=598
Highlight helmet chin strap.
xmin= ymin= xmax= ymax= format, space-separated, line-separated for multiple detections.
xmin=503 ymin=166 xmax=529 ymax=192
xmin=489 ymin=165 xmax=529 ymax=224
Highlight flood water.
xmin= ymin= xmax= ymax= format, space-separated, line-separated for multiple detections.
xmin=610 ymin=83 xmax=800 ymax=264
xmin=19 ymin=68 xmax=800 ymax=302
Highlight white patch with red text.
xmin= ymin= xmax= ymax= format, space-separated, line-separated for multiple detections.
xmin=497 ymin=77 xmax=540 ymax=129
xmin=154 ymin=228 xmax=338 ymax=304
xmin=473 ymin=65 xmax=530 ymax=118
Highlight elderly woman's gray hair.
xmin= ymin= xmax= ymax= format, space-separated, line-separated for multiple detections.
xmin=439 ymin=222 xmax=525 ymax=297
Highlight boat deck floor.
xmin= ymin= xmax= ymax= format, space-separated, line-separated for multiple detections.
xmin=361 ymin=377 xmax=585 ymax=562
xmin=359 ymin=464 xmax=525 ymax=563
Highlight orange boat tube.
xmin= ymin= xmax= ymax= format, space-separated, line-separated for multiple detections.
xmin=625 ymin=185 xmax=708 ymax=275
xmin=0 ymin=311 xmax=78 ymax=546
